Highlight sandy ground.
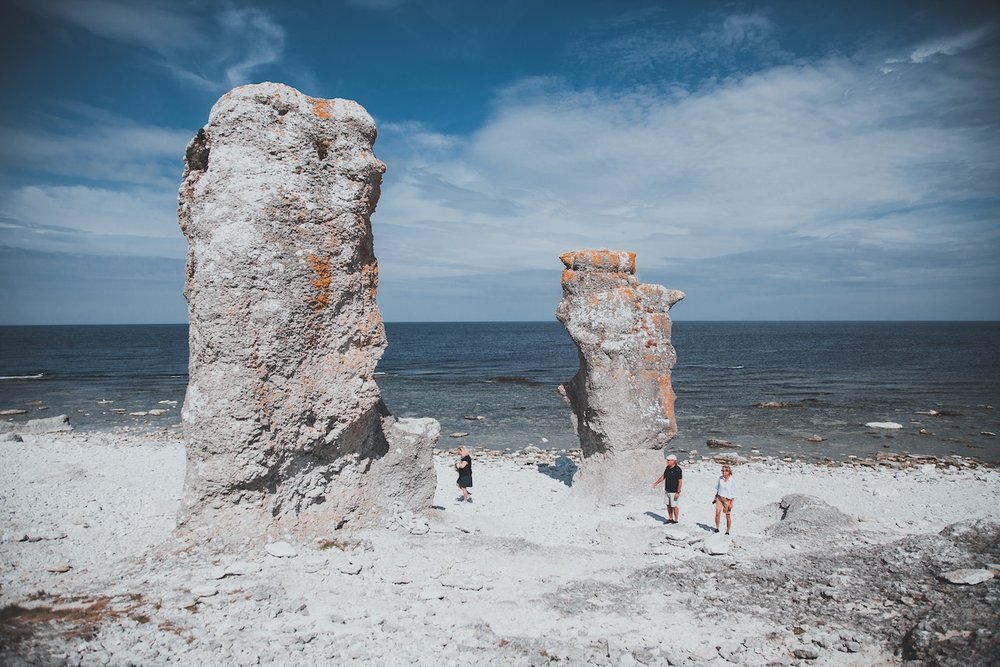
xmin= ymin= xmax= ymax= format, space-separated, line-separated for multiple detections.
xmin=2 ymin=430 xmax=999 ymax=666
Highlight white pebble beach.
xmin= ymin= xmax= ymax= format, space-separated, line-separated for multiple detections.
xmin=2 ymin=429 xmax=998 ymax=665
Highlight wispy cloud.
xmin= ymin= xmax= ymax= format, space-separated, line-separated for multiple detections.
xmin=217 ymin=8 xmax=286 ymax=88
xmin=575 ymin=10 xmax=791 ymax=82
xmin=347 ymin=0 xmax=411 ymax=10
xmin=905 ymin=24 xmax=996 ymax=63
xmin=17 ymin=0 xmax=286 ymax=91
xmin=17 ymin=0 xmax=202 ymax=51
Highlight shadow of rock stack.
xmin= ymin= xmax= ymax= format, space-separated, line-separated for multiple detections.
xmin=555 ymin=249 xmax=684 ymax=498
xmin=176 ymin=83 xmax=438 ymax=548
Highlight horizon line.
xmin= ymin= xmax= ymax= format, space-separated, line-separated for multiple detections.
xmin=2 ymin=319 xmax=1000 ymax=327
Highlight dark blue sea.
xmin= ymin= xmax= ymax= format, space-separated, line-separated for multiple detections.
xmin=1 ymin=322 xmax=998 ymax=463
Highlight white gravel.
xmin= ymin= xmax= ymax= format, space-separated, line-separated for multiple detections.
xmin=2 ymin=431 xmax=998 ymax=665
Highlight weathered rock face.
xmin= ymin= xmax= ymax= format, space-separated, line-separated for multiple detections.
xmin=556 ymin=250 xmax=684 ymax=457
xmin=177 ymin=83 xmax=437 ymax=541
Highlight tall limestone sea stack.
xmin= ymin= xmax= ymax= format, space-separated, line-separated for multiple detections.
xmin=177 ymin=83 xmax=438 ymax=544
xmin=556 ymin=250 xmax=684 ymax=467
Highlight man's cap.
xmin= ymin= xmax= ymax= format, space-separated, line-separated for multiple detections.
xmin=666 ymin=454 xmax=677 ymax=461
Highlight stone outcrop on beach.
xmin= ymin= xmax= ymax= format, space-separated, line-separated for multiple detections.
xmin=0 ymin=414 xmax=72 ymax=435
xmin=177 ymin=82 xmax=437 ymax=542
xmin=556 ymin=250 xmax=684 ymax=458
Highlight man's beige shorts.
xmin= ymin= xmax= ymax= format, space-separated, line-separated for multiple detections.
xmin=665 ymin=492 xmax=681 ymax=508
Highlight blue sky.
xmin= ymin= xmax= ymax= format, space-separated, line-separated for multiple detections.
xmin=0 ymin=0 xmax=997 ymax=323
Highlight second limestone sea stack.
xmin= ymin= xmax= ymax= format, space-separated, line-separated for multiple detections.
xmin=556 ymin=250 xmax=684 ymax=458
xmin=177 ymin=83 xmax=438 ymax=543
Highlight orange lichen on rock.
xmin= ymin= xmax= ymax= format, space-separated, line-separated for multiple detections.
xmin=561 ymin=269 xmax=575 ymax=285
xmin=658 ymin=372 xmax=677 ymax=419
xmin=650 ymin=313 xmax=672 ymax=334
xmin=560 ymin=249 xmax=636 ymax=273
xmin=309 ymin=98 xmax=333 ymax=119
xmin=595 ymin=249 xmax=634 ymax=273
xmin=306 ymin=252 xmax=332 ymax=310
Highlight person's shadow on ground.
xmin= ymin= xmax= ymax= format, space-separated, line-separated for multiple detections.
xmin=536 ymin=455 xmax=578 ymax=487
xmin=645 ymin=511 xmax=670 ymax=524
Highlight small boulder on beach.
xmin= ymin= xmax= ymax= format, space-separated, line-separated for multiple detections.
xmin=3 ymin=414 xmax=73 ymax=434
xmin=939 ymin=569 xmax=993 ymax=585
xmin=702 ymin=533 xmax=730 ymax=555
xmin=265 ymin=541 xmax=298 ymax=558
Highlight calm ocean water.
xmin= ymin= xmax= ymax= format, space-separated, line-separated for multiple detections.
xmin=1 ymin=322 xmax=998 ymax=462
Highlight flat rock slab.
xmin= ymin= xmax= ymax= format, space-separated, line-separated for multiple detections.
xmin=939 ymin=568 xmax=994 ymax=585
xmin=265 ymin=541 xmax=298 ymax=558
xmin=703 ymin=534 xmax=731 ymax=555
xmin=339 ymin=561 xmax=363 ymax=575
xmin=663 ymin=527 xmax=690 ymax=541
xmin=866 ymin=422 xmax=903 ymax=429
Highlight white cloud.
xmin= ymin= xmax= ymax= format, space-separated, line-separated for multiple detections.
xmin=0 ymin=185 xmax=184 ymax=258
xmin=0 ymin=118 xmax=191 ymax=187
xmin=372 ymin=38 xmax=999 ymax=317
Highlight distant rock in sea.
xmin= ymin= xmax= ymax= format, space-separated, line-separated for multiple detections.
xmin=866 ymin=421 xmax=904 ymax=429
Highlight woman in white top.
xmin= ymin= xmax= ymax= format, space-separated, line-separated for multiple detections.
xmin=714 ymin=465 xmax=736 ymax=535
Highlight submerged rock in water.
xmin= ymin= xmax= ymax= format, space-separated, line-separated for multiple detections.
xmin=177 ymin=82 xmax=437 ymax=543
xmin=707 ymin=438 xmax=741 ymax=449
xmin=555 ymin=250 xmax=684 ymax=457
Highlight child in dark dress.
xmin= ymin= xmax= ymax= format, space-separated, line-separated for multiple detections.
xmin=455 ymin=446 xmax=473 ymax=503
